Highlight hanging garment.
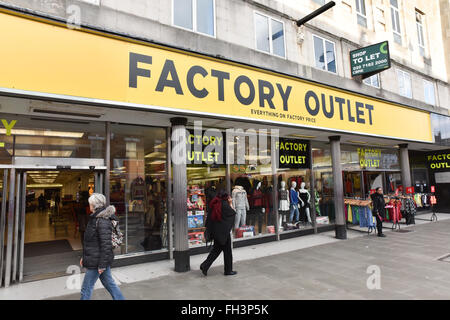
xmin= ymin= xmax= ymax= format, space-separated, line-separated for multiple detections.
xmin=250 ymin=189 xmax=263 ymax=208
xmin=430 ymin=195 xmax=437 ymax=205
xmin=359 ymin=206 xmax=368 ymax=228
xmin=314 ymin=190 xmax=321 ymax=216
xmin=232 ymin=186 xmax=250 ymax=211
xmin=347 ymin=205 xmax=353 ymax=223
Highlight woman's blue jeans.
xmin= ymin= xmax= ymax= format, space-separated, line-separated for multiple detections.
xmin=80 ymin=266 xmax=125 ymax=300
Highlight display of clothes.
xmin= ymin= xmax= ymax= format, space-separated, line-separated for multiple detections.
xmin=232 ymin=185 xmax=249 ymax=229
xmin=314 ymin=189 xmax=321 ymax=216
xmin=345 ymin=204 xmax=376 ymax=228
xmin=130 ymin=176 xmax=147 ymax=213
xmin=279 ymin=189 xmax=290 ymax=211
xmin=403 ymin=197 xmax=416 ymax=225
xmin=385 ymin=199 xmax=402 ymax=224
xmin=298 ymin=190 xmax=310 ymax=223
xmin=248 ymin=183 xmax=264 ymax=234
xmin=413 ymin=193 xmax=432 ymax=208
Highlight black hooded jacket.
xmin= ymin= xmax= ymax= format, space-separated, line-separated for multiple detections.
xmin=82 ymin=205 xmax=118 ymax=269
xmin=371 ymin=193 xmax=386 ymax=218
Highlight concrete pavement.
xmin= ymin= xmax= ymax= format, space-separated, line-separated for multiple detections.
xmin=48 ymin=212 xmax=450 ymax=300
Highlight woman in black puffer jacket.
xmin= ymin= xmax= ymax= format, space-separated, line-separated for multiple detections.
xmin=80 ymin=193 xmax=124 ymax=300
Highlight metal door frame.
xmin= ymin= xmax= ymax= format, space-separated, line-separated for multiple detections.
xmin=0 ymin=163 xmax=106 ymax=287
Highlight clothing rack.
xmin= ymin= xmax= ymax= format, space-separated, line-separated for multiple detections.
xmin=413 ymin=192 xmax=438 ymax=222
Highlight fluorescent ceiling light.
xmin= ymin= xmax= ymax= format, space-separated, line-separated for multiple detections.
xmin=7 ymin=149 xmax=74 ymax=157
xmin=0 ymin=129 xmax=84 ymax=138
xmin=348 ymin=141 xmax=368 ymax=145
xmin=27 ymin=184 xmax=63 ymax=188
xmin=27 ymin=171 xmax=60 ymax=174
xmin=148 ymin=160 xmax=166 ymax=165
xmin=145 ymin=152 xmax=166 ymax=158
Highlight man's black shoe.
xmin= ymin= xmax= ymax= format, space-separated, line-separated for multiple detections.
xmin=224 ymin=271 xmax=237 ymax=276
xmin=378 ymin=234 xmax=386 ymax=237
xmin=200 ymin=263 xmax=208 ymax=276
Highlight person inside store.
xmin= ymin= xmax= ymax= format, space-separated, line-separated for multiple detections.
xmin=200 ymin=190 xmax=237 ymax=276
xmin=79 ymin=193 xmax=125 ymax=300
xmin=38 ymin=193 xmax=46 ymax=212
xmin=370 ymin=187 xmax=386 ymax=238
xmin=73 ymin=191 xmax=90 ymax=246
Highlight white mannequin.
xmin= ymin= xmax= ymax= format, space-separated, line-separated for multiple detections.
xmin=279 ymin=181 xmax=290 ymax=228
xmin=299 ymin=182 xmax=312 ymax=224
xmin=256 ymin=182 xmax=261 ymax=190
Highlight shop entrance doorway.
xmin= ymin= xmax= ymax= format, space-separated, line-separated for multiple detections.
xmin=0 ymin=158 xmax=106 ymax=287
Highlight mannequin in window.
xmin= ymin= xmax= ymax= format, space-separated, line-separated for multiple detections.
xmin=249 ymin=181 xmax=264 ymax=235
xmin=299 ymin=182 xmax=312 ymax=226
xmin=289 ymin=181 xmax=302 ymax=223
xmin=232 ymin=184 xmax=249 ymax=230
xmin=279 ymin=181 xmax=290 ymax=230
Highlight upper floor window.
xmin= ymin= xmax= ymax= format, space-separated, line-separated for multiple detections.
xmin=355 ymin=0 xmax=367 ymax=27
xmin=173 ymin=0 xmax=215 ymax=37
xmin=254 ymin=12 xmax=286 ymax=58
xmin=423 ymin=80 xmax=435 ymax=105
xmin=416 ymin=10 xmax=426 ymax=57
xmin=390 ymin=0 xmax=402 ymax=45
xmin=397 ymin=69 xmax=412 ymax=98
xmin=313 ymin=35 xmax=337 ymax=73
xmin=363 ymin=74 xmax=380 ymax=88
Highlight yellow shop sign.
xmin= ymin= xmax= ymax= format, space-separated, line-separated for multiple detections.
xmin=0 ymin=10 xmax=433 ymax=142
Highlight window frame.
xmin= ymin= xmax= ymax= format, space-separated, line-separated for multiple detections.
xmin=363 ymin=74 xmax=381 ymax=89
xmin=171 ymin=0 xmax=217 ymax=38
xmin=312 ymin=34 xmax=337 ymax=74
xmin=396 ymin=69 xmax=412 ymax=99
xmin=416 ymin=11 xmax=426 ymax=56
xmin=390 ymin=0 xmax=402 ymax=43
xmin=355 ymin=0 xmax=367 ymax=27
xmin=253 ymin=11 xmax=287 ymax=59
xmin=423 ymin=79 xmax=436 ymax=105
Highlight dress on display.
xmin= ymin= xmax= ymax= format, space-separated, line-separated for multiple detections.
xmin=279 ymin=189 xmax=289 ymax=211
xmin=298 ymin=191 xmax=309 ymax=222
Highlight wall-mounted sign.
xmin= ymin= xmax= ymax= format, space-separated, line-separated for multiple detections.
xmin=357 ymin=147 xmax=381 ymax=168
xmin=186 ymin=130 xmax=224 ymax=165
xmin=431 ymin=185 xmax=435 ymax=193
xmin=275 ymin=138 xmax=310 ymax=169
xmin=350 ymin=41 xmax=391 ymax=78
xmin=0 ymin=12 xmax=433 ymax=143
xmin=426 ymin=151 xmax=450 ymax=172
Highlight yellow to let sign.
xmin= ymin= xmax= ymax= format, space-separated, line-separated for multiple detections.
xmin=0 ymin=11 xmax=433 ymax=142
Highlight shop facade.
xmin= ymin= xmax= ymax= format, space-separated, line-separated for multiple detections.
xmin=0 ymin=8 xmax=443 ymax=286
